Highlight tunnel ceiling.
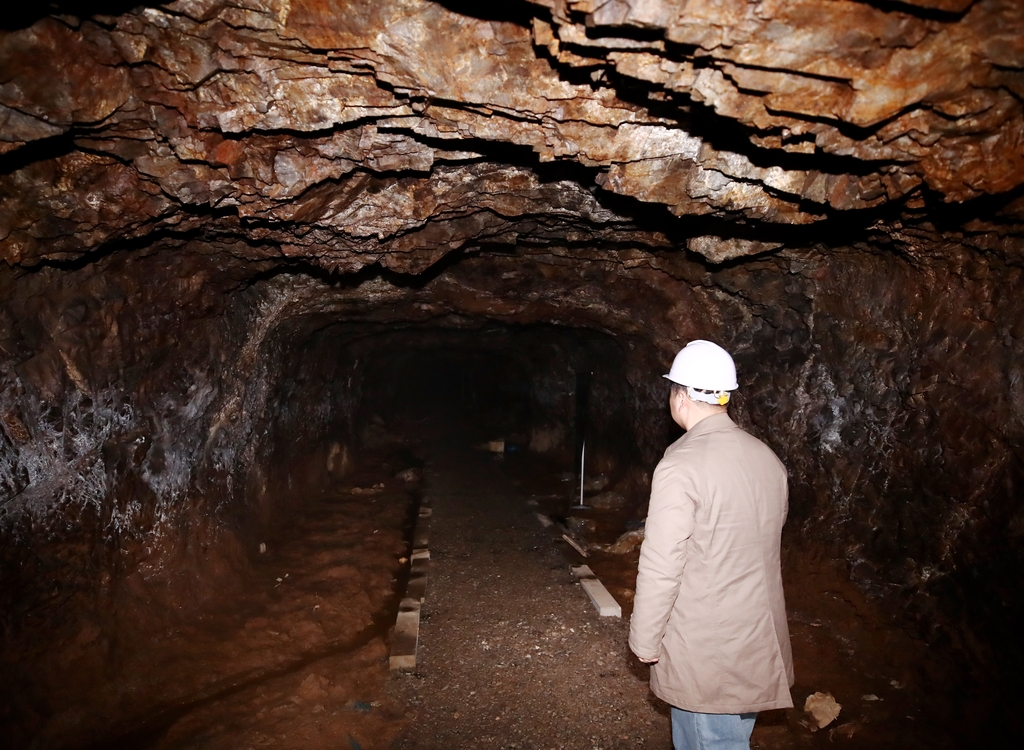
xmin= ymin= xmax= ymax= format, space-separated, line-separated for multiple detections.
xmin=2 ymin=0 xmax=1023 ymax=272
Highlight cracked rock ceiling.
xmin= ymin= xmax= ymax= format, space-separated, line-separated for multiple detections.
xmin=1 ymin=0 xmax=1022 ymax=270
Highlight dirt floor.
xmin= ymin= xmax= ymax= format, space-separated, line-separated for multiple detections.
xmin=4 ymin=418 xmax=990 ymax=749
xmin=388 ymin=436 xmax=670 ymax=749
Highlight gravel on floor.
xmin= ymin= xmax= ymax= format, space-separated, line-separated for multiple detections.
xmin=388 ymin=443 xmax=671 ymax=750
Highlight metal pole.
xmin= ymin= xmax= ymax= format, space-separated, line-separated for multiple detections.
xmin=572 ymin=440 xmax=588 ymax=509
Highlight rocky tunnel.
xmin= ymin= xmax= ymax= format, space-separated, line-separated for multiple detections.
xmin=2 ymin=0 xmax=1023 ymax=748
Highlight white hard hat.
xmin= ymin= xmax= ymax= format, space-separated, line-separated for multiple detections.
xmin=664 ymin=340 xmax=739 ymax=391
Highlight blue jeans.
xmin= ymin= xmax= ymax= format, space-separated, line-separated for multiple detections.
xmin=670 ymin=707 xmax=757 ymax=750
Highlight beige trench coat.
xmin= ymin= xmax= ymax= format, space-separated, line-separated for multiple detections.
xmin=629 ymin=412 xmax=794 ymax=713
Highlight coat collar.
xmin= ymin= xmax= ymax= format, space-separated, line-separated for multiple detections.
xmin=683 ymin=411 xmax=735 ymax=439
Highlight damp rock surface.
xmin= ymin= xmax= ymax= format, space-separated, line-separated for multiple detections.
xmin=0 ymin=447 xmax=415 ymax=750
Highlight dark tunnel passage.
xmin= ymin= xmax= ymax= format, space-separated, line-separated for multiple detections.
xmin=3 ymin=0 xmax=1024 ymax=748
xmin=369 ymin=345 xmax=530 ymax=429
xmin=353 ymin=327 xmax=637 ymax=466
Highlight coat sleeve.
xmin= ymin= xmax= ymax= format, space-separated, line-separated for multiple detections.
xmin=628 ymin=451 xmax=697 ymax=661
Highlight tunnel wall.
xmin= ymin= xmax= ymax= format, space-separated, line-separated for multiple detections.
xmin=549 ymin=240 xmax=1024 ymax=621
xmin=257 ymin=322 xmax=362 ymax=519
xmin=721 ymin=245 xmax=1024 ymax=691
xmin=0 ymin=253 xmax=358 ymax=679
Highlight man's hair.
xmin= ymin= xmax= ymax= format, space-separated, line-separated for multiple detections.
xmin=670 ymin=382 xmax=728 ymax=411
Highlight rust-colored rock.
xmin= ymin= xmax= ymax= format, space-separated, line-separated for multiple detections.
xmin=2 ymin=0 xmax=1020 ymax=269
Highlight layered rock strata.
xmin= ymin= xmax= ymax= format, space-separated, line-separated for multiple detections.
xmin=2 ymin=0 xmax=1022 ymax=270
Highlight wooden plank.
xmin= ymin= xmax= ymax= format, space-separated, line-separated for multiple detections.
xmin=406 ymin=549 xmax=430 ymax=603
xmin=571 ymin=564 xmax=621 ymax=617
xmin=391 ymin=502 xmax=431 ymax=670
xmin=389 ymin=597 xmax=421 ymax=670
xmin=413 ymin=525 xmax=430 ymax=549
xmin=561 ymin=533 xmax=590 ymax=558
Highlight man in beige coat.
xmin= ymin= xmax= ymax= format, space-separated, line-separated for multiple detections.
xmin=629 ymin=340 xmax=794 ymax=750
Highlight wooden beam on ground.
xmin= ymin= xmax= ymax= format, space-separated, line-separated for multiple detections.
xmin=413 ymin=504 xmax=431 ymax=551
xmin=571 ymin=564 xmax=621 ymax=617
xmin=392 ymin=500 xmax=431 ymax=670
xmin=406 ymin=548 xmax=429 ymax=603
xmin=561 ymin=533 xmax=590 ymax=558
xmin=389 ymin=597 xmax=421 ymax=670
